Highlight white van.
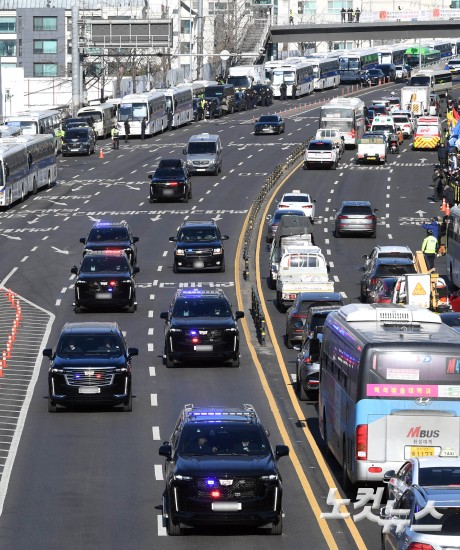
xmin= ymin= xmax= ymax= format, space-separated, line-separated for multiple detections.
xmin=371 ymin=115 xmax=396 ymax=139
xmin=183 ymin=133 xmax=223 ymax=175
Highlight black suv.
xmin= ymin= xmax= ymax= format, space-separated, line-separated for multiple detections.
xmin=169 ymin=220 xmax=228 ymax=272
xmin=71 ymin=250 xmax=139 ymax=312
xmin=80 ymin=221 xmax=139 ymax=266
xmin=159 ymin=403 xmax=289 ymax=535
xmin=148 ymin=159 xmax=191 ymax=203
xmin=43 ymin=321 xmax=138 ymax=412
xmin=62 ymin=127 xmax=96 ymax=156
xmin=160 ymin=289 xmax=244 ymax=367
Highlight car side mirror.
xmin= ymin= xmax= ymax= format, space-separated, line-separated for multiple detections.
xmin=79 ymin=237 xmax=86 ymax=244
xmin=235 ymin=311 xmax=245 ymax=320
xmin=133 ymin=237 xmax=139 ymax=243
xmin=133 ymin=266 xmax=140 ymax=275
xmin=374 ymin=208 xmax=379 ymax=212
xmin=362 ymin=254 xmax=368 ymax=259
xmin=160 ymin=312 xmax=169 ymax=320
xmin=266 ymin=215 xmax=271 ymax=220
xmin=169 ymin=236 xmax=176 ymax=242
xmin=275 ymin=444 xmax=289 ymax=460
xmin=148 ymin=174 xmax=152 ymax=180
xmin=71 ymin=266 xmax=78 ymax=275
xmin=128 ymin=347 xmax=139 ymax=357
xmin=222 ymin=235 xmax=229 ymax=240
xmin=42 ymin=348 xmax=53 ymax=358
xmin=159 ymin=443 xmax=172 ymax=459
xmin=383 ymin=469 xmax=395 ymax=483
xmin=293 ymin=345 xmax=301 ymax=351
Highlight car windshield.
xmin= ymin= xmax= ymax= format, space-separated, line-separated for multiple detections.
xmin=80 ymin=255 xmax=130 ymax=272
xmin=87 ymin=227 xmax=130 ymax=242
xmin=309 ymin=142 xmax=333 ymax=151
xmin=172 ymin=297 xmax=231 ymax=318
xmin=65 ymin=129 xmax=89 ymax=138
xmin=178 ymin=227 xmax=218 ymax=241
xmin=179 ymin=424 xmax=269 ymax=456
xmin=419 ymin=466 xmax=460 ymax=486
xmin=57 ymin=333 xmax=122 ymax=356
xmin=341 ymin=205 xmax=372 ymax=215
xmin=368 ymin=70 xmax=383 ymax=76
xmin=441 ymin=314 xmax=460 ymax=327
xmin=375 ymin=264 xmax=416 ymax=276
xmin=187 ymin=142 xmax=216 ymax=154
xmin=259 ymin=116 xmax=279 ymax=122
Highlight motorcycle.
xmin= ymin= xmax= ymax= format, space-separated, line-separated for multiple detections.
xmin=388 ymin=133 xmax=399 ymax=154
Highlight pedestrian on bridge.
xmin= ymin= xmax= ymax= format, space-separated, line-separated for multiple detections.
xmin=289 ymin=9 xmax=294 ymax=24
xmin=355 ymin=7 xmax=360 ymax=21
xmin=347 ymin=7 xmax=353 ymax=21
xmin=341 ymin=7 xmax=346 ymax=22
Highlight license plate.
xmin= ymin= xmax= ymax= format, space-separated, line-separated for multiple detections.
xmin=95 ymin=293 xmax=112 ymax=300
xmin=212 ymin=502 xmax=241 ymax=511
xmin=194 ymin=345 xmax=213 ymax=352
xmin=196 ymin=168 xmax=206 ymax=172
xmin=367 ymin=156 xmax=376 ymax=160
xmin=262 ymin=128 xmax=271 ymax=132
xmin=410 ymin=446 xmax=435 ymax=457
xmin=193 ymin=260 xmax=204 ymax=268
xmin=78 ymin=387 xmax=100 ymax=394
xmin=163 ymin=188 xmax=175 ymax=196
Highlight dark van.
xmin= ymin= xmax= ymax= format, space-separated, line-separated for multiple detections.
xmin=376 ymin=63 xmax=397 ymax=82
xmin=204 ymin=84 xmax=235 ymax=115
xmin=62 ymin=127 xmax=96 ymax=156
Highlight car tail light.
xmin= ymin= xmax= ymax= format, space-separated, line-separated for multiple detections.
xmin=356 ymin=424 xmax=368 ymax=460
xmin=168 ymin=182 xmax=178 ymax=186
xmin=370 ymin=278 xmax=377 ymax=286
xmin=337 ymin=215 xmax=348 ymax=220
xmin=364 ymin=215 xmax=374 ymax=219
xmin=407 ymin=544 xmax=435 ymax=550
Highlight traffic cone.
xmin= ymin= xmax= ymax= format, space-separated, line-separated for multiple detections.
xmin=441 ymin=198 xmax=447 ymax=212
xmin=446 ymin=203 xmax=451 ymax=216
xmin=99 ymin=147 xmax=104 ymax=159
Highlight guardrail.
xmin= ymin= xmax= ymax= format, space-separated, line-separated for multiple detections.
xmin=251 ymin=286 xmax=266 ymax=345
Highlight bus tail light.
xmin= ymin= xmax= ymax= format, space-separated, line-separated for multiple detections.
xmin=356 ymin=424 xmax=368 ymax=460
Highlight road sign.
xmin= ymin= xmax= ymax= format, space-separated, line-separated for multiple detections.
xmin=220 ymin=49 xmax=231 ymax=61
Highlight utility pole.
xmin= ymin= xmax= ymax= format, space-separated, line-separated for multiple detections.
xmin=71 ymin=4 xmax=80 ymax=116
xmin=196 ymin=0 xmax=203 ymax=79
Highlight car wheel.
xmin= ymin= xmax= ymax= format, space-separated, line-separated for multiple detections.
xmin=74 ymin=302 xmax=82 ymax=314
xmin=123 ymin=391 xmax=133 ymax=412
xmin=296 ymin=365 xmax=308 ymax=401
xmin=127 ymin=300 xmax=137 ymax=313
xmin=220 ymin=260 xmax=225 ymax=273
xmin=188 ymin=186 xmax=192 ymax=200
xmin=360 ymin=285 xmax=367 ymax=302
xmin=165 ymin=342 xmax=175 ymax=368
xmin=270 ymin=516 xmax=282 ymax=535
xmin=182 ymin=192 xmax=188 ymax=204
xmin=173 ymin=262 xmax=179 ymax=273
xmin=229 ymin=356 xmax=240 ymax=368
xmin=167 ymin=497 xmax=181 ymax=535
xmin=371 ymin=231 xmax=377 ymax=239
xmin=285 ymin=330 xmax=293 ymax=349
xmin=214 ymin=166 xmax=219 ymax=176
xmin=48 ymin=399 xmax=57 ymax=413
xmin=334 ymin=229 xmax=341 ymax=239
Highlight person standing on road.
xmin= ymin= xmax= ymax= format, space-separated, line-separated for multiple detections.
xmin=124 ymin=118 xmax=130 ymax=143
xmin=141 ymin=117 xmax=147 ymax=140
xmin=292 ymin=82 xmax=297 ymax=100
xmin=438 ymin=142 xmax=448 ymax=170
xmin=280 ymin=81 xmax=287 ymax=101
xmin=422 ymin=230 xmax=439 ymax=271
xmin=444 ymin=183 xmax=455 ymax=208
xmin=111 ymin=125 xmax=120 ymax=150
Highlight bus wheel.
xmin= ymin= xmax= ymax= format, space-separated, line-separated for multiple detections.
xmin=47 ymin=172 xmax=52 ymax=189
xmin=20 ymin=185 xmax=25 ymax=203
xmin=342 ymin=441 xmax=352 ymax=493
xmin=32 ymin=177 xmax=38 ymax=195
xmin=323 ymin=414 xmax=331 ymax=457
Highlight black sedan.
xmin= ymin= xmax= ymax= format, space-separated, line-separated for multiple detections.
xmin=360 ymin=257 xmax=416 ymax=302
xmin=254 ymin=114 xmax=285 ymax=135
xmin=365 ymin=68 xmax=386 ymax=86
xmin=148 ymin=159 xmax=192 ymax=203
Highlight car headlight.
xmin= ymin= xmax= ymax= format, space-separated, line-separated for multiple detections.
xmin=175 ymin=249 xmax=185 ymax=256
xmin=260 ymin=474 xmax=278 ymax=481
xmin=213 ymin=247 xmax=223 ymax=255
xmin=174 ymin=474 xmax=192 ymax=481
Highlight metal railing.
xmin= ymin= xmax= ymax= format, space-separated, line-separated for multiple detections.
xmin=251 ymin=286 xmax=266 ymax=345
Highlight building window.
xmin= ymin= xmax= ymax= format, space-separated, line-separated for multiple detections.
xmin=33 ymin=40 xmax=58 ymax=54
xmin=180 ymin=20 xmax=191 ymax=33
xmin=33 ymin=63 xmax=58 ymax=77
xmin=0 ymin=40 xmax=16 ymax=57
xmin=0 ymin=17 xmax=16 ymax=33
xmin=33 ymin=17 xmax=58 ymax=31
xmin=180 ymin=42 xmax=191 ymax=54
xmin=299 ymin=1 xmax=316 ymax=15
xmin=328 ymin=1 xmax=351 ymax=14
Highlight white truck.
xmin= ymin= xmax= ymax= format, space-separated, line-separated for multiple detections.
xmin=357 ymin=133 xmax=387 ymax=164
xmin=275 ymin=246 xmax=334 ymax=310
xmin=400 ymin=86 xmax=430 ymax=117
xmin=227 ymin=65 xmax=265 ymax=91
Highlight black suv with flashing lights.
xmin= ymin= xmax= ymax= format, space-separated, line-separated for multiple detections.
xmin=169 ymin=220 xmax=228 ymax=272
xmin=43 ymin=321 xmax=138 ymax=412
xmin=148 ymin=159 xmax=192 ymax=203
xmin=80 ymin=221 xmax=139 ymax=266
xmin=160 ymin=289 xmax=244 ymax=367
xmin=159 ymin=403 xmax=289 ymax=535
xmin=71 ymin=250 xmax=139 ymax=313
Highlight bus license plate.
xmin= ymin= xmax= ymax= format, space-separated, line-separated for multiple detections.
xmin=410 ymin=446 xmax=435 ymax=457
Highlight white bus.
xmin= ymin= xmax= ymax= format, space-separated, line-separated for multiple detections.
xmin=0 ymin=141 xmax=29 ymax=206
xmin=5 ymin=110 xmax=61 ymax=154
xmin=304 ymin=55 xmax=340 ymax=91
xmin=176 ymin=81 xmax=217 ymax=99
xmin=319 ymin=97 xmax=366 ymax=148
xmin=319 ymin=304 xmax=460 ymax=489
xmin=375 ymin=44 xmax=407 ymax=65
xmin=446 ymin=205 xmax=460 ymax=288
xmin=118 ymin=91 xmax=167 ymax=137
xmin=409 ymin=69 xmax=453 ymax=96
xmin=77 ymin=103 xmax=117 ymax=138
xmin=163 ymin=86 xmax=194 ymax=128
xmin=266 ymin=59 xmax=314 ymax=98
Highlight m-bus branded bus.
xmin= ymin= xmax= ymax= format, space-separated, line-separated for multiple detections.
xmin=304 ymin=55 xmax=340 ymax=90
xmin=446 ymin=205 xmax=460 ymax=288
xmin=118 ymin=91 xmax=167 ymax=137
xmin=318 ymin=304 xmax=460 ymax=489
xmin=319 ymin=97 xmax=366 ymax=148
xmin=338 ymin=48 xmax=378 ymax=83
xmin=5 ymin=110 xmax=61 ymax=154
xmin=409 ymin=69 xmax=453 ymax=96
xmin=163 ymin=86 xmax=194 ymax=128
xmin=404 ymin=46 xmax=441 ymax=68
xmin=266 ymin=59 xmax=314 ymax=98
xmin=77 ymin=103 xmax=117 ymax=138
xmin=376 ymin=44 xmax=407 ymax=66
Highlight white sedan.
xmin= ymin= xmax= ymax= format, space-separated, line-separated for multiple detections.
xmin=277 ymin=190 xmax=316 ymax=221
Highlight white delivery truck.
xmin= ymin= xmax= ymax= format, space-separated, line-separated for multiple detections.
xmin=400 ymin=86 xmax=430 ymax=117
xmin=227 ymin=65 xmax=265 ymax=90
xmin=275 ymin=246 xmax=334 ymax=310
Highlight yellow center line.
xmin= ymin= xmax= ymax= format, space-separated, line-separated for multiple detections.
xmin=234 ymin=160 xmax=367 ymax=550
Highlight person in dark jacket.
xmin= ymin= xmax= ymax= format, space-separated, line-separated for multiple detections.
xmin=433 ymin=166 xmax=445 ymax=202
xmin=438 ymin=142 xmax=448 ymax=169
xmin=280 ymin=81 xmax=287 ymax=100
xmin=292 ymin=83 xmax=297 ymax=100
xmin=422 ymin=217 xmax=440 ymax=240
xmin=341 ymin=7 xmax=346 ymax=22
xmin=124 ymin=119 xmax=130 ymax=143
xmin=443 ymin=183 xmax=455 ymax=208
xmin=141 ymin=117 xmax=147 ymax=140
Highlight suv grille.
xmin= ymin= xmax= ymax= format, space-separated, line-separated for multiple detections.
xmin=195 ymin=477 xmax=258 ymax=500
xmin=66 ymin=368 xmax=114 ymax=386
xmin=192 ymin=160 xmax=210 ymax=166
xmin=184 ymin=329 xmax=224 ymax=344
xmin=184 ymin=247 xmax=214 ymax=258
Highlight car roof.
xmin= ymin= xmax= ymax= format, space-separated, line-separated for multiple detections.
xmin=158 ymin=158 xmax=183 ymax=168
xmin=90 ymin=221 xmax=128 ymax=229
xmin=61 ymin=321 xmax=120 ymax=334
xmin=372 ymin=245 xmax=413 ymax=254
xmin=188 ymin=133 xmax=219 ymax=142
xmin=180 ymin=220 xmax=218 ymax=228
xmin=182 ymin=403 xmax=259 ymax=424
xmin=374 ymin=257 xmax=414 ymax=265
xmin=176 ymin=288 xmax=226 ymax=299
xmin=83 ymin=249 xmax=128 ymax=257
xmin=341 ymin=200 xmax=372 ymax=207
xmin=298 ymin=292 xmax=344 ymax=301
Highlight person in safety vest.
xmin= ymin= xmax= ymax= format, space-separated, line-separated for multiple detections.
xmin=111 ymin=125 xmax=120 ymax=149
xmin=422 ymin=229 xmax=439 ymax=270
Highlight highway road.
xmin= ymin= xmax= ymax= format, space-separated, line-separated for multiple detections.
xmin=0 ymin=82 xmax=448 ymax=550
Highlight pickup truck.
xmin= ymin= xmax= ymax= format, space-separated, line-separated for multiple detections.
xmin=357 ymin=133 xmax=387 ymax=164
xmin=275 ymin=246 xmax=334 ymax=310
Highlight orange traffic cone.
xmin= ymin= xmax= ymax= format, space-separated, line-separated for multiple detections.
xmin=99 ymin=147 xmax=104 ymax=159
xmin=441 ymin=198 xmax=447 ymax=212
xmin=446 ymin=203 xmax=451 ymax=216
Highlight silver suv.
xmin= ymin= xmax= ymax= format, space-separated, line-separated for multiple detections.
xmin=303 ymin=139 xmax=339 ymax=170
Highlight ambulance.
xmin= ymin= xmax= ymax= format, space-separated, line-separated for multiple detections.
xmin=412 ymin=116 xmax=441 ymax=150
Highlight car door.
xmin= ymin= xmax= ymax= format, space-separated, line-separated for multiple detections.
xmin=361 ymin=259 xmax=376 ymax=296
xmin=382 ymin=490 xmax=415 ymax=550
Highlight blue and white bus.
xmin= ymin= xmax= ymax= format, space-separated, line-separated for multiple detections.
xmin=446 ymin=205 xmax=460 ymax=288
xmin=305 ymin=55 xmax=340 ymax=91
xmin=376 ymin=44 xmax=407 ymax=66
xmin=18 ymin=134 xmax=57 ymax=194
xmin=163 ymin=86 xmax=194 ymax=128
xmin=0 ymin=141 xmax=29 ymax=207
xmin=118 ymin=91 xmax=167 ymax=137
xmin=266 ymin=59 xmax=314 ymax=98
xmin=5 ymin=110 xmax=61 ymax=154
xmin=318 ymin=304 xmax=460 ymax=490
xmin=339 ymin=48 xmax=378 ymax=83
xmin=426 ymin=40 xmax=454 ymax=59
